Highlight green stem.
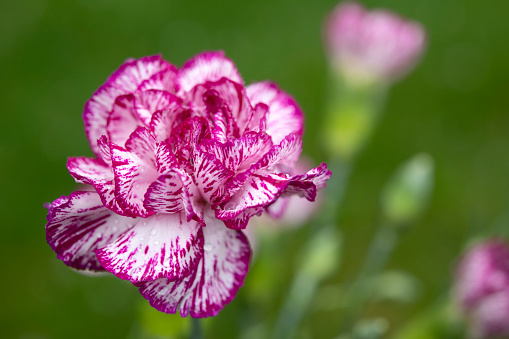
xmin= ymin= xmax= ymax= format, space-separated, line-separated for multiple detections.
xmin=272 ymin=273 xmax=319 ymax=339
xmin=337 ymin=225 xmax=399 ymax=336
xmin=191 ymin=317 xmax=202 ymax=339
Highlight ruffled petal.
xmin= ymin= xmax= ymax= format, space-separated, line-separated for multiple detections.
xmin=96 ymin=213 xmax=204 ymax=284
xmin=285 ymin=163 xmax=332 ymax=200
xmin=66 ymin=156 xmax=127 ymax=215
xmin=84 ymin=55 xmax=172 ymax=156
xmin=189 ymin=78 xmax=252 ymax=137
xmin=144 ymin=169 xmax=204 ymax=224
xmin=110 ymin=55 xmax=174 ymax=91
xmin=138 ymin=215 xmax=250 ymax=317
xmin=107 ymin=94 xmax=145 ymax=148
xmin=193 ymin=151 xmax=234 ymax=204
xmin=67 ymin=157 xmax=112 ymax=186
xmin=45 ymin=191 xmax=134 ymax=271
xmin=221 ymin=207 xmax=264 ymax=230
xmin=216 ymin=172 xmax=290 ymax=229
xmin=107 ymin=90 xmax=178 ymax=148
xmin=199 ymin=133 xmax=273 ymax=174
xmin=246 ymin=81 xmax=304 ymax=144
xmin=111 ymin=129 xmax=158 ymax=217
xmin=178 ymin=51 xmax=244 ymax=94
xmin=150 ymin=106 xmax=190 ymax=143
xmin=226 ymin=133 xmax=302 ymax=195
xmin=131 ymin=90 xmax=181 ymax=126
xmin=137 ymin=66 xmax=178 ymax=92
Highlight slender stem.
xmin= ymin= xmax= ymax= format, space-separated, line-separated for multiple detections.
xmin=272 ymin=273 xmax=319 ymax=339
xmin=191 ymin=317 xmax=202 ymax=339
xmin=337 ymin=225 xmax=399 ymax=335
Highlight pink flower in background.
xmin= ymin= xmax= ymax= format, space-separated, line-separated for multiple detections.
xmin=454 ymin=239 xmax=509 ymax=338
xmin=325 ymin=1 xmax=426 ymax=84
xmin=45 ymin=52 xmax=331 ymax=317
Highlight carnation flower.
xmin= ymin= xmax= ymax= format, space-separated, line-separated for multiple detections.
xmin=454 ymin=239 xmax=509 ymax=338
xmin=45 ymin=52 xmax=331 ymax=317
xmin=324 ymin=1 xmax=426 ymax=84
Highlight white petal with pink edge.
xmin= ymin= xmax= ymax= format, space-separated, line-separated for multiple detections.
xmin=107 ymin=94 xmax=145 ymax=148
xmin=137 ymin=66 xmax=178 ymax=92
xmin=67 ymin=157 xmax=112 ymax=186
xmin=131 ymin=90 xmax=181 ymax=126
xmin=246 ymin=81 xmax=304 ymax=144
xmin=178 ymin=51 xmax=244 ymax=94
xmin=45 ymin=191 xmax=134 ymax=271
xmin=84 ymin=56 xmax=172 ymax=156
xmin=138 ymin=214 xmax=251 ymax=317
xmin=110 ymin=55 xmax=174 ymax=92
xmin=96 ymin=212 xmax=204 ymax=284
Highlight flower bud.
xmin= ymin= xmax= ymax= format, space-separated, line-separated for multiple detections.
xmin=324 ymin=1 xmax=426 ymax=85
xmin=380 ymin=153 xmax=434 ymax=225
xmin=454 ymin=239 xmax=509 ymax=338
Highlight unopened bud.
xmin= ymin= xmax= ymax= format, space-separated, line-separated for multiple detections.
xmin=380 ymin=153 xmax=434 ymax=225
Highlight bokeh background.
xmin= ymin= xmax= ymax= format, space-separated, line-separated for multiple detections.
xmin=2 ymin=0 xmax=509 ymax=338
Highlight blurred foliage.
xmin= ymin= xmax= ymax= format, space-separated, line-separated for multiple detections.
xmin=2 ymin=0 xmax=509 ymax=338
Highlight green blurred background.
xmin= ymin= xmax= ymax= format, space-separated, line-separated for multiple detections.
xmin=2 ymin=0 xmax=509 ymax=338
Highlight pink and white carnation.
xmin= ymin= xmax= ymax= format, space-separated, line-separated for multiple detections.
xmin=325 ymin=1 xmax=426 ymax=84
xmin=45 ymin=52 xmax=331 ymax=317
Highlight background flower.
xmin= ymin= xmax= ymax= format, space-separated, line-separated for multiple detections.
xmin=325 ymin=1 xmax=426 ymax=84
xmin=454 ymin=239 xmax=509 ymax=338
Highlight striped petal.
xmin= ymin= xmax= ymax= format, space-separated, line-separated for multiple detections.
xmin=177 ymin=51 xmax=243 ymax=94
xmin=199 ymin=133 xmax=273 ymax=174
xmin=96 ymin=212 xmax=204 ymax=284
xmin=111 ymin=129 xmax=158 ymax=217
xmin=45 ymin=191 xmax=134 ymax=271
xmin=130 ymin=90 xmax=181 ymax=126
xmin=144 ymin=169 xmax=204 ymax=224
xmin=107 ymin=94 xmax=144 ymax=148
xmin=84 ymin=55 xmax=172 ymax=156
xmin=66 ymin=157 xmax=126 ymax=215
xmin=216 ymin=172 xmax=290 ymax=229
xmin=138 ymin=215 xmax=250 ymax=317
xmin=193 ymin=151 xmax=234 ymax=204
xmin=107 ymin=90 xmax=179 ymax=148
xmin=246 ymin=81 xmax=304 ymax=144
xmin=189 ymin=78 xmax=252 ymax=137
xmin=226 ymin=133 xmax=302 ymax=195
xmin=137 ymin=66 xmax=178 ymax=92
xmin=284 ymin=163 xmax=332 ymax=201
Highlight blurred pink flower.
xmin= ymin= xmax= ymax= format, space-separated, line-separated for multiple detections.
xmin=45 ymin=52 xmax=331 ymax=317
xmin=325 ymin=1 xmax=426 ymax=84
xmin=454 ymin=239 xmax=509 ymax=338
